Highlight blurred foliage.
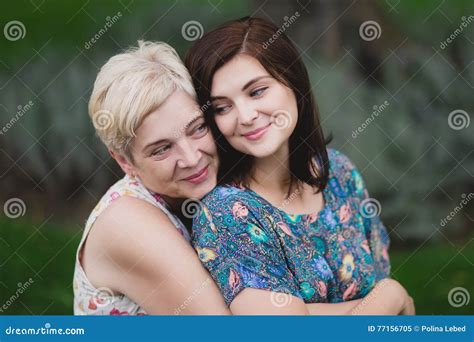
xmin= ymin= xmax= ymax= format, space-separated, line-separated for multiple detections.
xmin=0 ymin=0 xmax=473 ymax=315
xmin=0 ymin=0 xmax=472 ymax=240
xmin=0 ymin=0 xmax=249 ymax=61
xmin=0 ymin=218 xmax=81 ymax=315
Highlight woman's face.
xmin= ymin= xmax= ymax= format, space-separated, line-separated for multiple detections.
xmin=210 ymin=54 xmax=298 ymax=159
xmin=121 ymin=89 xmax=218 ymax=200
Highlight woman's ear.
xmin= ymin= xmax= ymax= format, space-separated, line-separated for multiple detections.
xmin=109 ymin=148 xmax=137 ymax=177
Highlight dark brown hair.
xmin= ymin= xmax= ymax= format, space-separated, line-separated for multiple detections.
xmin=185 ymin=16 xmax=330 ymax=195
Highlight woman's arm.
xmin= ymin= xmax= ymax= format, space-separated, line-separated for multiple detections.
xmin=81 ymin=196 xmax=231 ymax=315
xmin=230 ymin=288 xmax=310 ymax=315
xmin=230 ymin=278 xmax=414 ymax=315
xmin=80 ymin=196 xmax=414 ymax=316
xmin=306 ymin=300 xmax=363 ymax=315
xmin=349 ymin=278 xmax=415 ymax=315
xmin=306 ymin=279 xmax=415 ymax=315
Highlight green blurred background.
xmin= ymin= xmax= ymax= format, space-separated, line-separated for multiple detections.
xmin=0 ymin=0 xmax=473 ymax=315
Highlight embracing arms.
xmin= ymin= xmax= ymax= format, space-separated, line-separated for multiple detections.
xmin=81 ymin=196 xmax=230 ymax=315
xmin=230 ymin=278 xmax=414 ymax=315
xmin=81 ymin=196 xmax=413 ymax=315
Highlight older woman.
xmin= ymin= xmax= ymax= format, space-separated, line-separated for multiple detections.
xmin=73 ymin=41 xmax=228 ymax=315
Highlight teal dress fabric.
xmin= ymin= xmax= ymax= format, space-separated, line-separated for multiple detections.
xmin=192 ymin=149 xmax=390 ymax=306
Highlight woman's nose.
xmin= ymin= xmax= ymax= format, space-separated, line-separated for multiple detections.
xmin=177 ymin=139 xmax=201 ymax=169
xmin=236 ymin=103 xmax=258 ymax=125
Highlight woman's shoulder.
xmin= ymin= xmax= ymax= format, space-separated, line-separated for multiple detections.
xmin=89 ymin=176 xmax=149 ymax=221
xmin=80 ymin=196 xmax=184 ymax=293
xmin=202 ymin=183 xmax=243 ymax=198
xmin=200 ymin=183 xmax=259 ymax=210
xmin=327 ymin=148 xmax=356 ymax=173
xmin=99 ymin=195 xmax=169 ymax=222
xmin=193 ymin=184 xmax=266 ymax=237
xmin=103 ymin=174 xmax=165 ymax=206
xmin=325 ymin=148 xmax=366 ymax=196
xmin=87 ymin=174 xmax=183 ymax=231
xmin=89 ymin=196 xmax=181 ymax=249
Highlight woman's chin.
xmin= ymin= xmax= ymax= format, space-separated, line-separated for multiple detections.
xmin=183 ymin=177 xmax=217 ymax=200
xmin=242 ymin=145 xmax=280 ymax=159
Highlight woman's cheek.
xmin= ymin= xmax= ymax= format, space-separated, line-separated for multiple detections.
xmin=203 ymin=133 xmax=217 ymax=154
xmin=216 ymin=116 xmax=234 ymax=138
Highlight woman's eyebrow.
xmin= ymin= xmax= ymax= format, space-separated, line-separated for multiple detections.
xmin=210 ymin=75 xmax=273 ymax=101
xmin=142 ymin=138 xmax=167 ymax=153
xmin=210 ymin=95 xmax=226 ymax=101
xmin=241 ymin=75 xmax=272 ymax=91
xmin=142 ymin=114 xmax=204 ymax=152
xmin=184 ymin=114 xmax=204 ymax=129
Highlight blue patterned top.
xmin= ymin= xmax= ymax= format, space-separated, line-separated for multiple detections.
xmin=192 ymin=149 xmax=390 ymax=306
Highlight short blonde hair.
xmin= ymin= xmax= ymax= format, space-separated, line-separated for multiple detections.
xmin=88 ymin=40 xmax=196 ymax=158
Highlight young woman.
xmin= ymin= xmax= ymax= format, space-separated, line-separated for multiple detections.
xmin=186 ymin=17 xmax=415 ymax=315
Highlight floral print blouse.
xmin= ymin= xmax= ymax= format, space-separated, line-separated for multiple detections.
xmin=192 ymin=148 xmax=390 ymax=306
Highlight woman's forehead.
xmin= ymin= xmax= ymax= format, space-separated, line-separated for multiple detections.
xmin=135 ymin=90 xmax=202 ymax=144
xmin=211 ymin=55 xmax=269 ymax=95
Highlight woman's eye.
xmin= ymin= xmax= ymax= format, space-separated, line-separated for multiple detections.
xmin=193 ymin=123 xmax=209 ymax=136
xmin=214 ymin=105 xmax=230 ymax=114
xmin=151 ymin=145 xmax=170 ymax=157
xmin=250 ymin=87 xmax=267 ymax=97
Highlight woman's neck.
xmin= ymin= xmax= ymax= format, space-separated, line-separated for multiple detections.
xmin=246 ymin=146 xmax=325 ymax=216
xmin=248 ymin=144 xmax=294 ymax=198
xmin=161 ymin=195 xmax=194 ymax=233
xmin=161 ymin=195 xmax=185 ymax=214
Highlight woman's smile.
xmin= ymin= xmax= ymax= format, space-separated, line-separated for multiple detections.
xmin=241 ymin=122 xmax=272 ymax=141
xmin=183 ymin=165 xmax=210 ymax=184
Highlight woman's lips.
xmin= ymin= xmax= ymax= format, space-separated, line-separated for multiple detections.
xmin=184 ymin=165 xmax=209 ymax=184
xmin=242 ymin=123 xmax=271 ymax=141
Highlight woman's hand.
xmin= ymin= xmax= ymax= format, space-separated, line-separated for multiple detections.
xmin=349 ymin=278 xmax=415 ymax=315
xmin=400 ymin=292 xmax=416 ymax=315
xmin=305 ymin=278 xmax=415 ymax=315
xmin=385 ymin=278 xmax=415 ymax=315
